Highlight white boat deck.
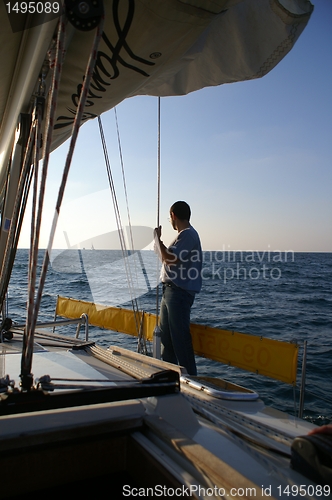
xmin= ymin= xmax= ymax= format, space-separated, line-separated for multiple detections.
xmin=0 ymin=329 xmax=329 ymax=500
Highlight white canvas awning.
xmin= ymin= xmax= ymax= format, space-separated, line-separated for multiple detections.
xmin=0 ymin=0 xmax=313 ymax=187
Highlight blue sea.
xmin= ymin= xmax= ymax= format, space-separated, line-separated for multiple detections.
xmin=7 ymin=249 xmax=332 ymax=426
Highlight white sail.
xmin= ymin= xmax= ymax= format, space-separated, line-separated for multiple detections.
xmin=0 ymin=0 xmax=313 ymax=188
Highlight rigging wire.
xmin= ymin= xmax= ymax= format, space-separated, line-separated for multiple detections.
xmin=114 ymin=108 xmax=143 ymax=303
xmin=114 ymin=107 xmax=152 ymax=298
xmin=97 ymin=115 xmax=141 ymax=338
xmin=114 ymin=108 xmax=148 ymax=353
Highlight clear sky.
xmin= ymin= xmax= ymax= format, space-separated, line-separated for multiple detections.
xmin=19 ymin=1 xmax=332 ymax=252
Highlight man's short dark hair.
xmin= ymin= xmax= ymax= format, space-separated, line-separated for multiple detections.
xmin=171 ymin=201 xmax=191 ymax=221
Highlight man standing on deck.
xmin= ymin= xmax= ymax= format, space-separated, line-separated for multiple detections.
xmin=154 ymin=201 xmax=202 ymax=375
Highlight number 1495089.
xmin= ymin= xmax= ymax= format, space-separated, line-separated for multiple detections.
xmin=6 ymin=1 xmax=60 ymax=14
xmin=277 ymin=485 xmax=330 ymax=497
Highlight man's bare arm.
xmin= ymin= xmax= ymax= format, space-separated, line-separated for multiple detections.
xmin=154 ymin=226 xmax=178 ymax=265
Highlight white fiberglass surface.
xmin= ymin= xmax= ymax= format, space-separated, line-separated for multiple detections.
xmin=2 ymin=350 xmax=115 ymax=388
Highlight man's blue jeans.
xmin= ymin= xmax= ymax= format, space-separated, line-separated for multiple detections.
xmin=159 ymin=283 xmax=197 ymax=375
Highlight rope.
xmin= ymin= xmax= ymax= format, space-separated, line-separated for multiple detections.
xmin=155 ymin=96 xmax=161 ymax=325
xmin=0 ymin=118 xmax=36 ymax=309
xmin=21 ymin=14 xmax=105 ymax=387
xmin=157 ymin=97 xmax=161 ymax=229
xmin=4 ymin=140 xmax=36 ymax=303
xmin=21 ymin=12 xmax=68 ymax=384
xmin=26 ymin=99 xmax=43 ymax=353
